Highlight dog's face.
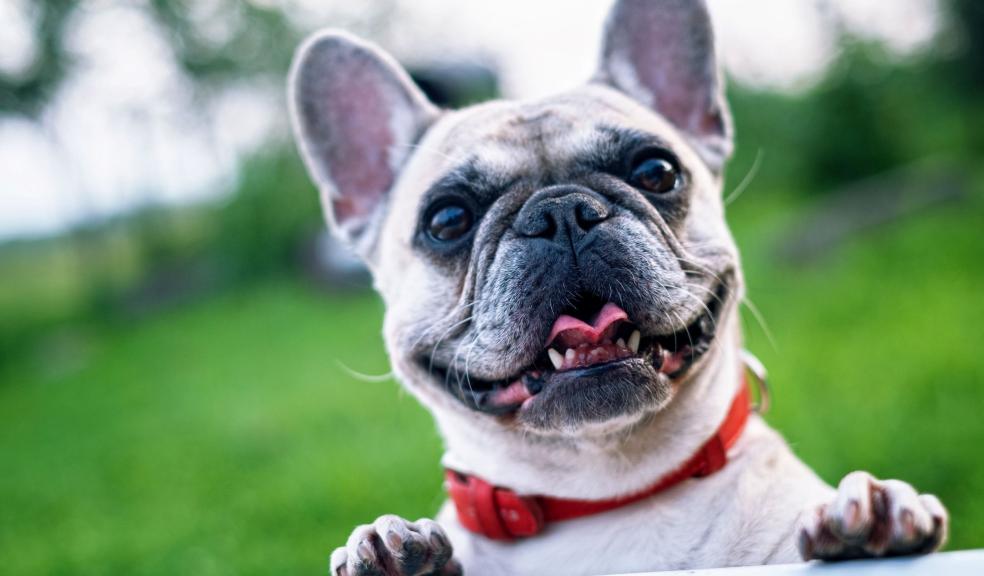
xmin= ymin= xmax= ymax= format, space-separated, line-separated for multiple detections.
xmin=290 ymin=0 xmax=741 ymax=436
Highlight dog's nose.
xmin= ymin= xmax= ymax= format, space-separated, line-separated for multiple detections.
xmin=513 ymin=185 xmax=611 ymax=243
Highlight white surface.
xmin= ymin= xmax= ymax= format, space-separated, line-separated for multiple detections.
xmin=610 ymin=550 xmax=984 ymax=575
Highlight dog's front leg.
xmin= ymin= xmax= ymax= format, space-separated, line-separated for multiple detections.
xmin=798 ymin=471 xmax=948 ymax=561
xmin=330 ymin=515 xmax=463 ymax=576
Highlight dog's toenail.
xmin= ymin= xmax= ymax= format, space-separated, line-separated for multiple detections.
xmin=356 ymin=540 xmax=375 ymax=562
xmin=429 ymin=532 xmax=447 ymax=549
xmin=385 ymin=529 xmax=403 ymax=549
xmin=900 ymin=510 xmax=916 ymax=539
xmin=844 ymin=500 xmax=860 ymax=530
xmin=798 ymin=529 xmax=814 ymax=559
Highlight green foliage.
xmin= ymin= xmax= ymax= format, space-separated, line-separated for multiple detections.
xmin=0 ymin=148 xmax=321 ymax=361
xmin=209 ymin=149 xmax=322 ymax=281
xmin=146 ymin=0 xmax=299 ymax=84
xmin=0 ymin=1 xmax=74 ymax=116
xmin=727 ymin=43 xmax=984 ymax=197
xmin=941 ymin=0 xmax=984 ymax=93
xmin=1 ymin=0 xmax=300 ymax=117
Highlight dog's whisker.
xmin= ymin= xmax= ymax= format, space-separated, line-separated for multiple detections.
xmin=681 ymin=290 xmax=718 ymax=334
xmin=451 ymin=336 xmax=475 ymax=392
xmin=428 ymin=313 xmax=475 ymax=377
xmin=391 ymin=141 xmax=467 ymax=165
xmin=459 ymin=335 xmax=480 ymax=399
xmin=669 ymin=307 xmax=695 ymax=353
xmin=674 ymin=255 xmax=726 ymax=287
xmin=741 ymin=297 xmax=779 ymax=352
xmin=449 ymin=330 xmax=481 ymax=400
xmin=724 ymin=148 xmax=764 ymax=207
xmin=614 ymin=278 xmax=631 ymax=305
xmin=336 ymin=361 xmax=395 ymax=383
xmin=419 ymin=299 xmax=478 ymax=356
xmin=686 ymin=281 xmax=725 ymax=308
xmin=409 ymin=299 xmax=477 ymax=358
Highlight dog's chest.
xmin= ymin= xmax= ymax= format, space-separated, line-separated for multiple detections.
xmin=439 ymin=420 xmax=833 ymax=575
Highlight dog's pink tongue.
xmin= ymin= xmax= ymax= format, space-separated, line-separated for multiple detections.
xmin=546 ymin=302 xmax=628 ymax=348
xmin=489 ymin=380 xmax=533 ymax=407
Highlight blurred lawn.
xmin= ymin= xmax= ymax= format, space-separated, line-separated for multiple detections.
xmin=1 ymin=184 xmax=982 ymax=574
xmin=0 ymin=286 xmax=442 ymax=575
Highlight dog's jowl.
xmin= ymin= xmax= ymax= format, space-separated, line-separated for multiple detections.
xmin=289 ymin=1 xmax=948 ymax=574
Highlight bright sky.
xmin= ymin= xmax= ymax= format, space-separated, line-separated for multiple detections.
xmin=0 ymin=0 xmax=941 ymax=240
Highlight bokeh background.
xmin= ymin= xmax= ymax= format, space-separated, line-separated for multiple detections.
xmin=1 ymin=0 xmax=983 ymax=574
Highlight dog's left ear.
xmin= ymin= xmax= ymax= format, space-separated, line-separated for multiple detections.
xmin=595 ymin=0 xmax=732 ymax=171
xmin=289 ymin=30 xmax=439 ymax=259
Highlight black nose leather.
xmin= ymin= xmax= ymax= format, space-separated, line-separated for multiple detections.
xmin=513 ymin=186 xmax=611 ymax=243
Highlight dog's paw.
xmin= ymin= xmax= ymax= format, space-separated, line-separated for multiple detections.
xmin=329 ymin=515 xmax=462 ymax=576
xmin=798 ymin=471 xmax=948 ymax=561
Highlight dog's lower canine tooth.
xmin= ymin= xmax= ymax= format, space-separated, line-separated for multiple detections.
xmin=548 ymin=348 xmax=564 ymax=369
xmin=628 ymin=330 xmax=641 ymax=353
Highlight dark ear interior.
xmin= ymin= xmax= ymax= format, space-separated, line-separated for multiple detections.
xmin=596 ymin=0 xmax=732 ymax=170
xmin=289 ymin=30 xmax=437 ymax=256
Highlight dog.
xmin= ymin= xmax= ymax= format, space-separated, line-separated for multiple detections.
xmin=288 ymin=1 xmax=948 ymax=574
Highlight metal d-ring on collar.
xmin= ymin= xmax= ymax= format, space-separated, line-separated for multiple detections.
xmin=740 ymin=349 xmax=771 ymax=414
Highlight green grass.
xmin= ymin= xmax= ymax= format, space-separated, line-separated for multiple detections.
xmin=0 ymin=285 xmax=443 ymax=575
xmin=1 ymin=189 xmax=982 ymax=574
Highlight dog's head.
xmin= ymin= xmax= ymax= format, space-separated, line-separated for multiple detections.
xmin=290 ymin=0 xmax=741 ymax=437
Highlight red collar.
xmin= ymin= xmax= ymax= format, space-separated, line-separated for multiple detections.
xmin=444 ymin=375 xmax=751 ymax=540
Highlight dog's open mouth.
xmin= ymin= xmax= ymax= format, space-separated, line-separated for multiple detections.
xmin=424 ymin=281 xmax=730 ymax=416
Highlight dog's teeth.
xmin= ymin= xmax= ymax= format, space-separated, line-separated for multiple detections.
xmin=616 ymin=338 xmax=626 ymax=349
xmin=548 ymin=348 xmax=564 ymax=369
xmin=628 ymin=330 xmax=641 ymax=353
xmin=565 ymin=348 xmax=576 ymax=363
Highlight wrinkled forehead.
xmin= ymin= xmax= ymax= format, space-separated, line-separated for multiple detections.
xmin=420 ymin=85 xmax=695 ymax=183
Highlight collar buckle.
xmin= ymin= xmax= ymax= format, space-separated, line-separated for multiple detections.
xmin=741 ymin=349 xmax=770 ymax=414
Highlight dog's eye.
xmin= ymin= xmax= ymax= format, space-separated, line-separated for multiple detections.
xmin=629 ymin=152 xmax=680 ymax=194
xmin=427 ymin=203 xmax=474 ymax=242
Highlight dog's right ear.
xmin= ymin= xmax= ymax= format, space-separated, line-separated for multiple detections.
xmin=289 ymin=30 xmax=438 ymax=258
xmin=595 ymin=0 xmax=731 ymax=171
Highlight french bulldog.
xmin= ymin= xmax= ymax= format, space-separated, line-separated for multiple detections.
xmin=288 ymin=1 xmax=948 ymax=574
